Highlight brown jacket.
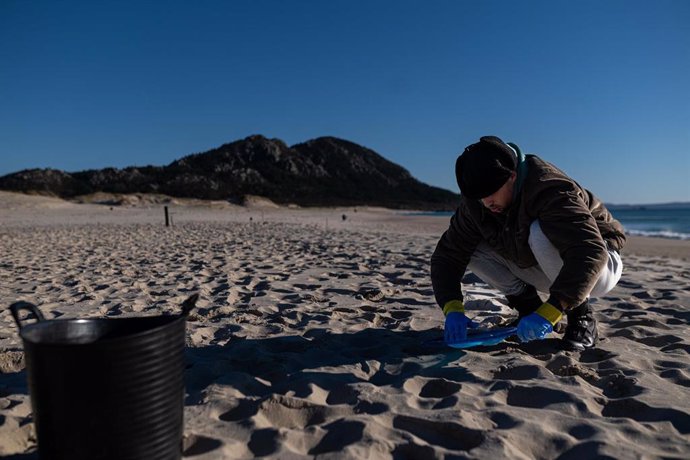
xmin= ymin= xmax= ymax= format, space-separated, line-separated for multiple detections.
xmin=430 ymin=153 xmax=626 ymax=311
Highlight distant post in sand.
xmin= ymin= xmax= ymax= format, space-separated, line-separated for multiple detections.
xmin=164 ymin=206 xmax=170 ymax=227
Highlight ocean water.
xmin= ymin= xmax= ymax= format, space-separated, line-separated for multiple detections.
xmin=406 ymin=206 xmax=690 ymax=240
xmin=607 ymin=206 xmax=690 ymax=240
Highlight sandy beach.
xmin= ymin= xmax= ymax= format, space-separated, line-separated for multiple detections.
xmin=1 ymin=191 xmax=689 ymax=459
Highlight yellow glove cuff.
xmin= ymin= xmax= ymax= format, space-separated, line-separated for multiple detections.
xmin=443 ymin=300 xmax=465 ymax=316
xmin=536 ymin=302 xmax=563 ymax=326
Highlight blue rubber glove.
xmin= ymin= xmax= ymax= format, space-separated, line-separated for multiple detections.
xmin=517 ymin=302 xmax=563 ymax=342
xmin=444 ymin=312 xmax=479 ymax=345
xmin=517 ymin=313 xmax=553 ymax=342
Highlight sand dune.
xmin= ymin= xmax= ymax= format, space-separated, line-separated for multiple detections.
xmin=1 ymin=193 xmax=689 ymax=458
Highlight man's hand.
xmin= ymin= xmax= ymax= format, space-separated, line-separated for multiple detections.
xmin=444 ymin=312 xmax=479 ymax=344
xmin=443 ymin=300 xmax=478 ymax=344
xmin=517 ymin=302 xmax=563 ymax=342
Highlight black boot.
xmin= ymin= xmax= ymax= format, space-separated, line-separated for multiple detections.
xmin=506 ymin=285 xmax=542 ymax=326
xmin=563 ymin=300 xmax=599 ymax=350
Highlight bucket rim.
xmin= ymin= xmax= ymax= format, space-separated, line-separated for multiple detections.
xmin=18 ymin=314 xmax=187 ymax=347
xmin=11 ymin=294 xmax=198 ymax=347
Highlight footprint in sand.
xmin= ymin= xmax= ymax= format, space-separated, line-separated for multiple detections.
xmin=248 ymin=428 xmax=280 ymax=457
xmin=567 ymin=423 xmax=598 ymax=440
xmin=308 ymin=419 xmax=366 ymax=456
xmin=390 ymin=310 xmax=413 ymax=320
xmin=637 ymin=334 xmax=684 ymax=348
xmin=218 ymin=398 xmax=259 ymax=422
xmin=327 ymin=271 xmax=351 ymax=279
xmin=655 ymin=359 xmax=690 ymax=387
xmin=391 ymin=441 xmax=438 ymax=460
xmin=610 ymin=328 xmax=690 ymax=353
xmin=294 ymin=283 xmax=322 ymax=290
xmin=578 ymin=348 xmax=618 ymax=363
xmin=658 ymin=368 xmax=690 ymax=388
xmin=210 ymin=282 xmax=230 ymax=296
xmin=609 ymin=318 xmax=671 ymax=330
xmin=647 ymin=305 xmax=690 ymax=325
xmin=254 ymin=394 xmax=351 ymax=430
xmin=610 ymin=301 xmax=643 ymax=311
xmin=360 ymin=305 xmax=384 ymax=313
xmin=505 ymin=385 xmax=587 ymax=411
xmin=392 ymin=415 xmax=484 ymax=451
xmin=360 ymin=312 xmax=398 ymax=328
xmin=489 ymin=411 xmax=522 ymax=430
xmin=601 ymin=398 xmax=690 ymax=435
xmin=404 ymin=377 xmax=462 ymax=399
xmin=182 ymin=433 xmax=223 ymax=457
xmin=325 ymin=384 xmax=359 ymax=405
xmin=660 ymin=343 xmax=690 ymax=354
xmin=252 ymin=280 xmax=271 ymax=293
xmin=353 ymin=400 xmax=389 ymax=415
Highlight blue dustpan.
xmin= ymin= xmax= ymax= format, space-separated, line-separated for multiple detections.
xmin=424 ymin=326 xmax=517 ymax=349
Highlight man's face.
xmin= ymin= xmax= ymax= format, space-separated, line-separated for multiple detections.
xmin=480 ymin=171 xmax=516 ymax=214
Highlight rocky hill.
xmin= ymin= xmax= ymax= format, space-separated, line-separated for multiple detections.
xmin=0 ymin=135 xmax=459 ymax=210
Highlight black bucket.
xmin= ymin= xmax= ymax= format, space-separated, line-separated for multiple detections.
xmin=10 ymin=294 xmax=199 ymax=460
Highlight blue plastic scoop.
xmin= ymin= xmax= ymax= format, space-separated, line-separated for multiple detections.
xmin=424 ymin=326 xmax=518 ymax=349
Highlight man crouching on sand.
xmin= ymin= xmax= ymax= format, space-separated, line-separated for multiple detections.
xmin=430 ymin=136 xmax=626 ymax=350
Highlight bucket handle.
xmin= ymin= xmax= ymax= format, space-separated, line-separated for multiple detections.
xmin=11 ymin=296 xmax=198 ymax=326
xmin=10 ymin=301 xmax=46 ymax=330
xmin=181 ymin=293 xmax=199 ymax=316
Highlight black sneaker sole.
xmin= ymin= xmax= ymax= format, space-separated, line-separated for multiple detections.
xmin=562 ymin=330 xmax=599 ymax=351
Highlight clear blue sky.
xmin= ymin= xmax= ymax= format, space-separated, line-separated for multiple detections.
xmin=1 ymin=0 xmax=688 ymax=204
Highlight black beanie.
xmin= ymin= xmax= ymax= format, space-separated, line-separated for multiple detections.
xmin=455 ymin=136 xmax=517 ymax=199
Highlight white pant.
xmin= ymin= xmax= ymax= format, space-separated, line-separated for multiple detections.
xmin=468 ymin=221 xmax=623 ymax=298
